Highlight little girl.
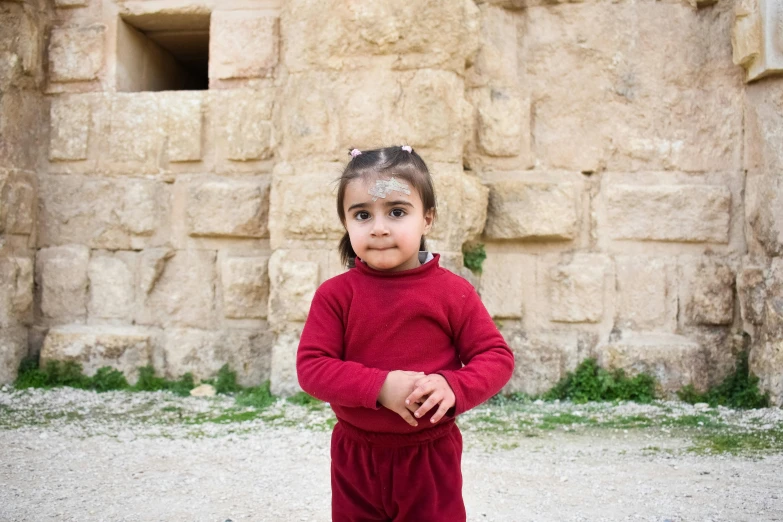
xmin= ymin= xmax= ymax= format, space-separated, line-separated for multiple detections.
xmin=296 ymin=145 xmax=514 ymax=521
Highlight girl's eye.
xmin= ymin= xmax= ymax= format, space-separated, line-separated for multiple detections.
xmin=390 ymin=208 xmax=406 ymax=218
xmin=355 ymin=211 xmax=370 ymax=221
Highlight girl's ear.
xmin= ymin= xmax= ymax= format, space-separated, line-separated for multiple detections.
xmin=423 ymin=208 xmax=435 ymax=235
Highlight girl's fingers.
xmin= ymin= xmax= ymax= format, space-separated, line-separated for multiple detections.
xmin=397 ymin=407 xmax=419 ymax=427
xmin=405 ymin=385 xmax=430 ymax=406
xmin=413 ymin=393 xmax=441 ymax=419
xmin=430 ymin=401 xmax=451 ymax=424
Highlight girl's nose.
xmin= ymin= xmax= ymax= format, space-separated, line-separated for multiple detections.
xmin=371 ymin=218 xmax=390 ymax=236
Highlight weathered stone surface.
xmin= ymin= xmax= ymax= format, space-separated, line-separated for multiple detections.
xmin=737 ymin=265 xmax=766 ymax=326
xmin=38 ymin=177 xmax=167 ymax=249
xmin=0 ymin=91 xmax=44 ymax=171
xmin=35 ymin=245 xmax=89 ymax=322
xmin=731 ymin=0 xmax=783 ymax=82
xmin=136 ymin=249 xmax=217 ymax=329
xmin=0 ymin=326 xmax=27 ymax=385
xmin=270 ymin=329 xmax=302 ymax=396
xmin=187 ymin=179 xmax=269 ymax=238
xmin=750 ymin=258 xmax=783 ymax=405
xmin=0 ymin=3 xmax=40 ymax=86
xmin=731 ymin=0 xmax=761 ymax=70
xmin=0 ymin=171 xmax=35 ymax=235
xmin=282 ymin=0 xmax=479 ymax=74
xmin=0 ymin=257 xmax=33 ymax=327
xmin=221 ymin=256 xmax=269 ymax=319
xmin=107 ymin=94 xmax=162 ymax=168
xmin=210 ymin=11 xmax=278 ymax=80
xmin=40 ymin=325 xmax=153 ymax=384
xmin=524 ymin=3 xmax=742 ymax=172
xmin=88 ymin=252 xmax=135 ymax=320
xmin=162 ymin=92 xmax=202 ymax=162
xmin=615 ymin=256 xmax=676 ymax=332
xmin=476 ymin=87 xmax=524 ymax=157
xmin=214 ymin=89 xmax=274 ymax=162
xmin=479 ymin=253 xmax=534 ymax=319
xmin=280 ymin=69 xmax=469 ymax=163
xmin=267 ymin=250 xmax=319 ymax=327
xmin=269 ymin=172 xmax=343 ymax=247
xmin=54 ymin=0 xmax=88 ymax=6
xmin=163 ymin=328 xmax=273 ymax=387
xmin=48 ymin=25 xmax=105 ymax=82
xmin=549 ymin=255 xmax=608 ymax=323
xmin=468 ymin=4 xmax=518 ymax=88
xmin=597 ymin=333 xmax=707 ymax=393
xmin=428 ymin=166 xmax=489 ymax=252
xmin=485 ymin=180 xmax=578 ymax=241
xmin=190 ymin=383 xmax=215 ymax=397
xmin=605 ymin=185 xmax=731 ymax=243
xmin=49 ymin=97 xmax=90 ymax=161
xmin=683 ymin=259 xmax=735 ymax=325
xmin=505 ymin=330 xmax=583 ymax=396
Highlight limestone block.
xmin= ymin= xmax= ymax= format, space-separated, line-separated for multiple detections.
xmin=485 ymin=180 xmax=578 ymax=241
xmin=107 ymin=94 xmax=163 ymax=167
xmin=282 ymin=0 xmax=479 ymax=74
xmin=48 ymin=25 xmax=105 ymax=82
xmin=0 ymin=257 xmax=33 ymax=327
xmin=38 ymin=177 xmax=166 ymax=249
xmin=479 ymin=253 xmax=532 ymax=319
xmin=737 ymin=266 xmax=766 ymax=326
xmin=0 ymin=91 xmax=43 ymax=171
xmin=55 ymin=0 xmax=88 ymax=6
xmin=428 ymin=166 xmax=489 ymax=251
xmin=187 ymin=179 xmax=270 ymax=238
xmin=88 ymin=252 xmax=135 ymax=320
xmin=269 ymin=173 xmax=343 ymax=246
xmin=684 ymin=259 xmax=735 ymax=325
xmin=476 ymin=87 xmax=523 ymax=157
xmin=49 ymin=97 xmax=90 ymax=161
xmin=596 ymin=333 xmax=707 ymax=393
xmin=163 ymin=328 xmax=273 ymax=387
xmin=267 ymin=250 xmax=319 ymax=326
xmin=0 ymin=3 xmax=40 ymax=83
xmin=270 ymin=330 xmax=302 ymax=396
xmin=605 ymin=185 xmax=731 ymax=243
xmin=505 ymin=330 xmax=581 ymax=396
xmin=35 ymin=245 xmax=90 ymax=321
xmin=136 ymin=249 xmax=217 ymax=329
xmin=549 ymin=255 xmax=608 ymax=323
xmin=221 ymin=256 xmax=269 ymax=319
xmin=40 ymin=325 xmax=153 ymax=384
xmin=0 ymin=172 xmax=35 ymax=235
xmin=279 ymin=74 xmax=339 ymax=161
xmin=524 ymin=4 xmax=742 ymax=173
xmin=732 ymin=0 xmax=761 ymax=69
xmin=468 ymin=4 xmax=519 ymax=88
xmin=161 ymin=92 xmax=202 ymax=162
xmin=210 ymin=11 xmax=278 ymax=80
xmin=615 ymin=256 xmax=676 ymax=332
xmin=212 ymin=89 xmax=274 ymax=163
xmin=0 ymin=326 xmax=28 ymax=385
xmin=731 ymin=0 xmax=783 ymax=82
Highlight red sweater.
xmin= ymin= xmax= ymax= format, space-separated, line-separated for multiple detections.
xmin=296 ymin=254 xmax=515 ymax=434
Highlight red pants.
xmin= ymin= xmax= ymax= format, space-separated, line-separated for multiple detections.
xmin=330 ymin=420 xmax=466 ymax=522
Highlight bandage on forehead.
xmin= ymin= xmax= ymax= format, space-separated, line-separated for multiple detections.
xmin=368 ymin=177 xmax=411 ymax=201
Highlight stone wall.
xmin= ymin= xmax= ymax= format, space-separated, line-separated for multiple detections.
xmin=1 ymin=0 xmax=781 ymax=404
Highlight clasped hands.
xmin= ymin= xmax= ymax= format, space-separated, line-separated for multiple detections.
xmin=377 ymin=370 xmax=455 ymax=427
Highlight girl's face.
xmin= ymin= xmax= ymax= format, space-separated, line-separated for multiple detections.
xmin=342 ymin=176 xmax=434 ymax=272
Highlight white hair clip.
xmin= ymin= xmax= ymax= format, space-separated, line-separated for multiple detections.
xmin=350 ymin=149 xmax=362 ymax=158
xmin=401 ymin=145 xmax=412 ymax=153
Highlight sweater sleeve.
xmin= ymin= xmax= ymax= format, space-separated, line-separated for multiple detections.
xmin=296 ymin=286 xmax=388 ymax=410
xmin=437 ymin=283 xmax=515 ymax=416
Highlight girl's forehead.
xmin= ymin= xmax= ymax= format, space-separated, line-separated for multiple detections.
xmin=344 ymin=176 xmax=420 ymax=203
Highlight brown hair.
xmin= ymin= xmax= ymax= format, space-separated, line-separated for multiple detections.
xmin=336 ymin=146 xmax=437 ymax=267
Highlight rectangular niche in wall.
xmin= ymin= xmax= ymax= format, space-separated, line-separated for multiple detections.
xmin=117 ymin=12 xmax=210 ymax=92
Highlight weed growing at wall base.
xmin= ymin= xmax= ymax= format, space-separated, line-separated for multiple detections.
xmin=543 ymin=358 xmax=657 ymax=403
xmin=462 ymin=243 xmax=486 ymax=274
xmin=677 ymin=351 xmax=769 ymax=409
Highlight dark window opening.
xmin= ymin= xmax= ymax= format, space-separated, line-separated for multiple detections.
xmin=117 ymin=13 xmax=210 ymax=92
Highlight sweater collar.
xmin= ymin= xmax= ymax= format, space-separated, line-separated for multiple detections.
xmin=354 ymin=253 xmax=441 ymax=279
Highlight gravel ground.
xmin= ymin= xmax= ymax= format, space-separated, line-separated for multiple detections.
xmin=2 ymin=386 xmax=783 ymax=522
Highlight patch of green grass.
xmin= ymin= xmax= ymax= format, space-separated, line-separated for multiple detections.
xmin=541 ymin=413 xmax=592 ymax=425
xmin=661 ymin=414 xmax=726 ymax=430
xmin=286 ymin=391 xmax=323 ymax=408
xmin=543 ymin=358 xmax=657 ymax=404
xmin=207 ymin=410 xmax=261 ymax=424
xmin=201 ymin=364 xmax=241 ymax=395
xmin=689 ymin=428 xmax=783 ymax=455
xmin=235 ymin=381 xmax=276 ymax=410
xmin=677 ymin=351 xmax=769 ymax=409
xmin=601 ymin=415 xmax=655 ymax=429
xmin=462 ymin=243 xmax=487 ymax=274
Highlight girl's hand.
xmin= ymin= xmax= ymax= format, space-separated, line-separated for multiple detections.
xmin=377 ymin=370 xmax=425 ymax=427
xmin=405 ymin=374 xmax=456 ymax=424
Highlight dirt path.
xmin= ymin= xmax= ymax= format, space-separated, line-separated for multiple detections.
xmin=1 ymin=388 xmax=782 ymax=521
